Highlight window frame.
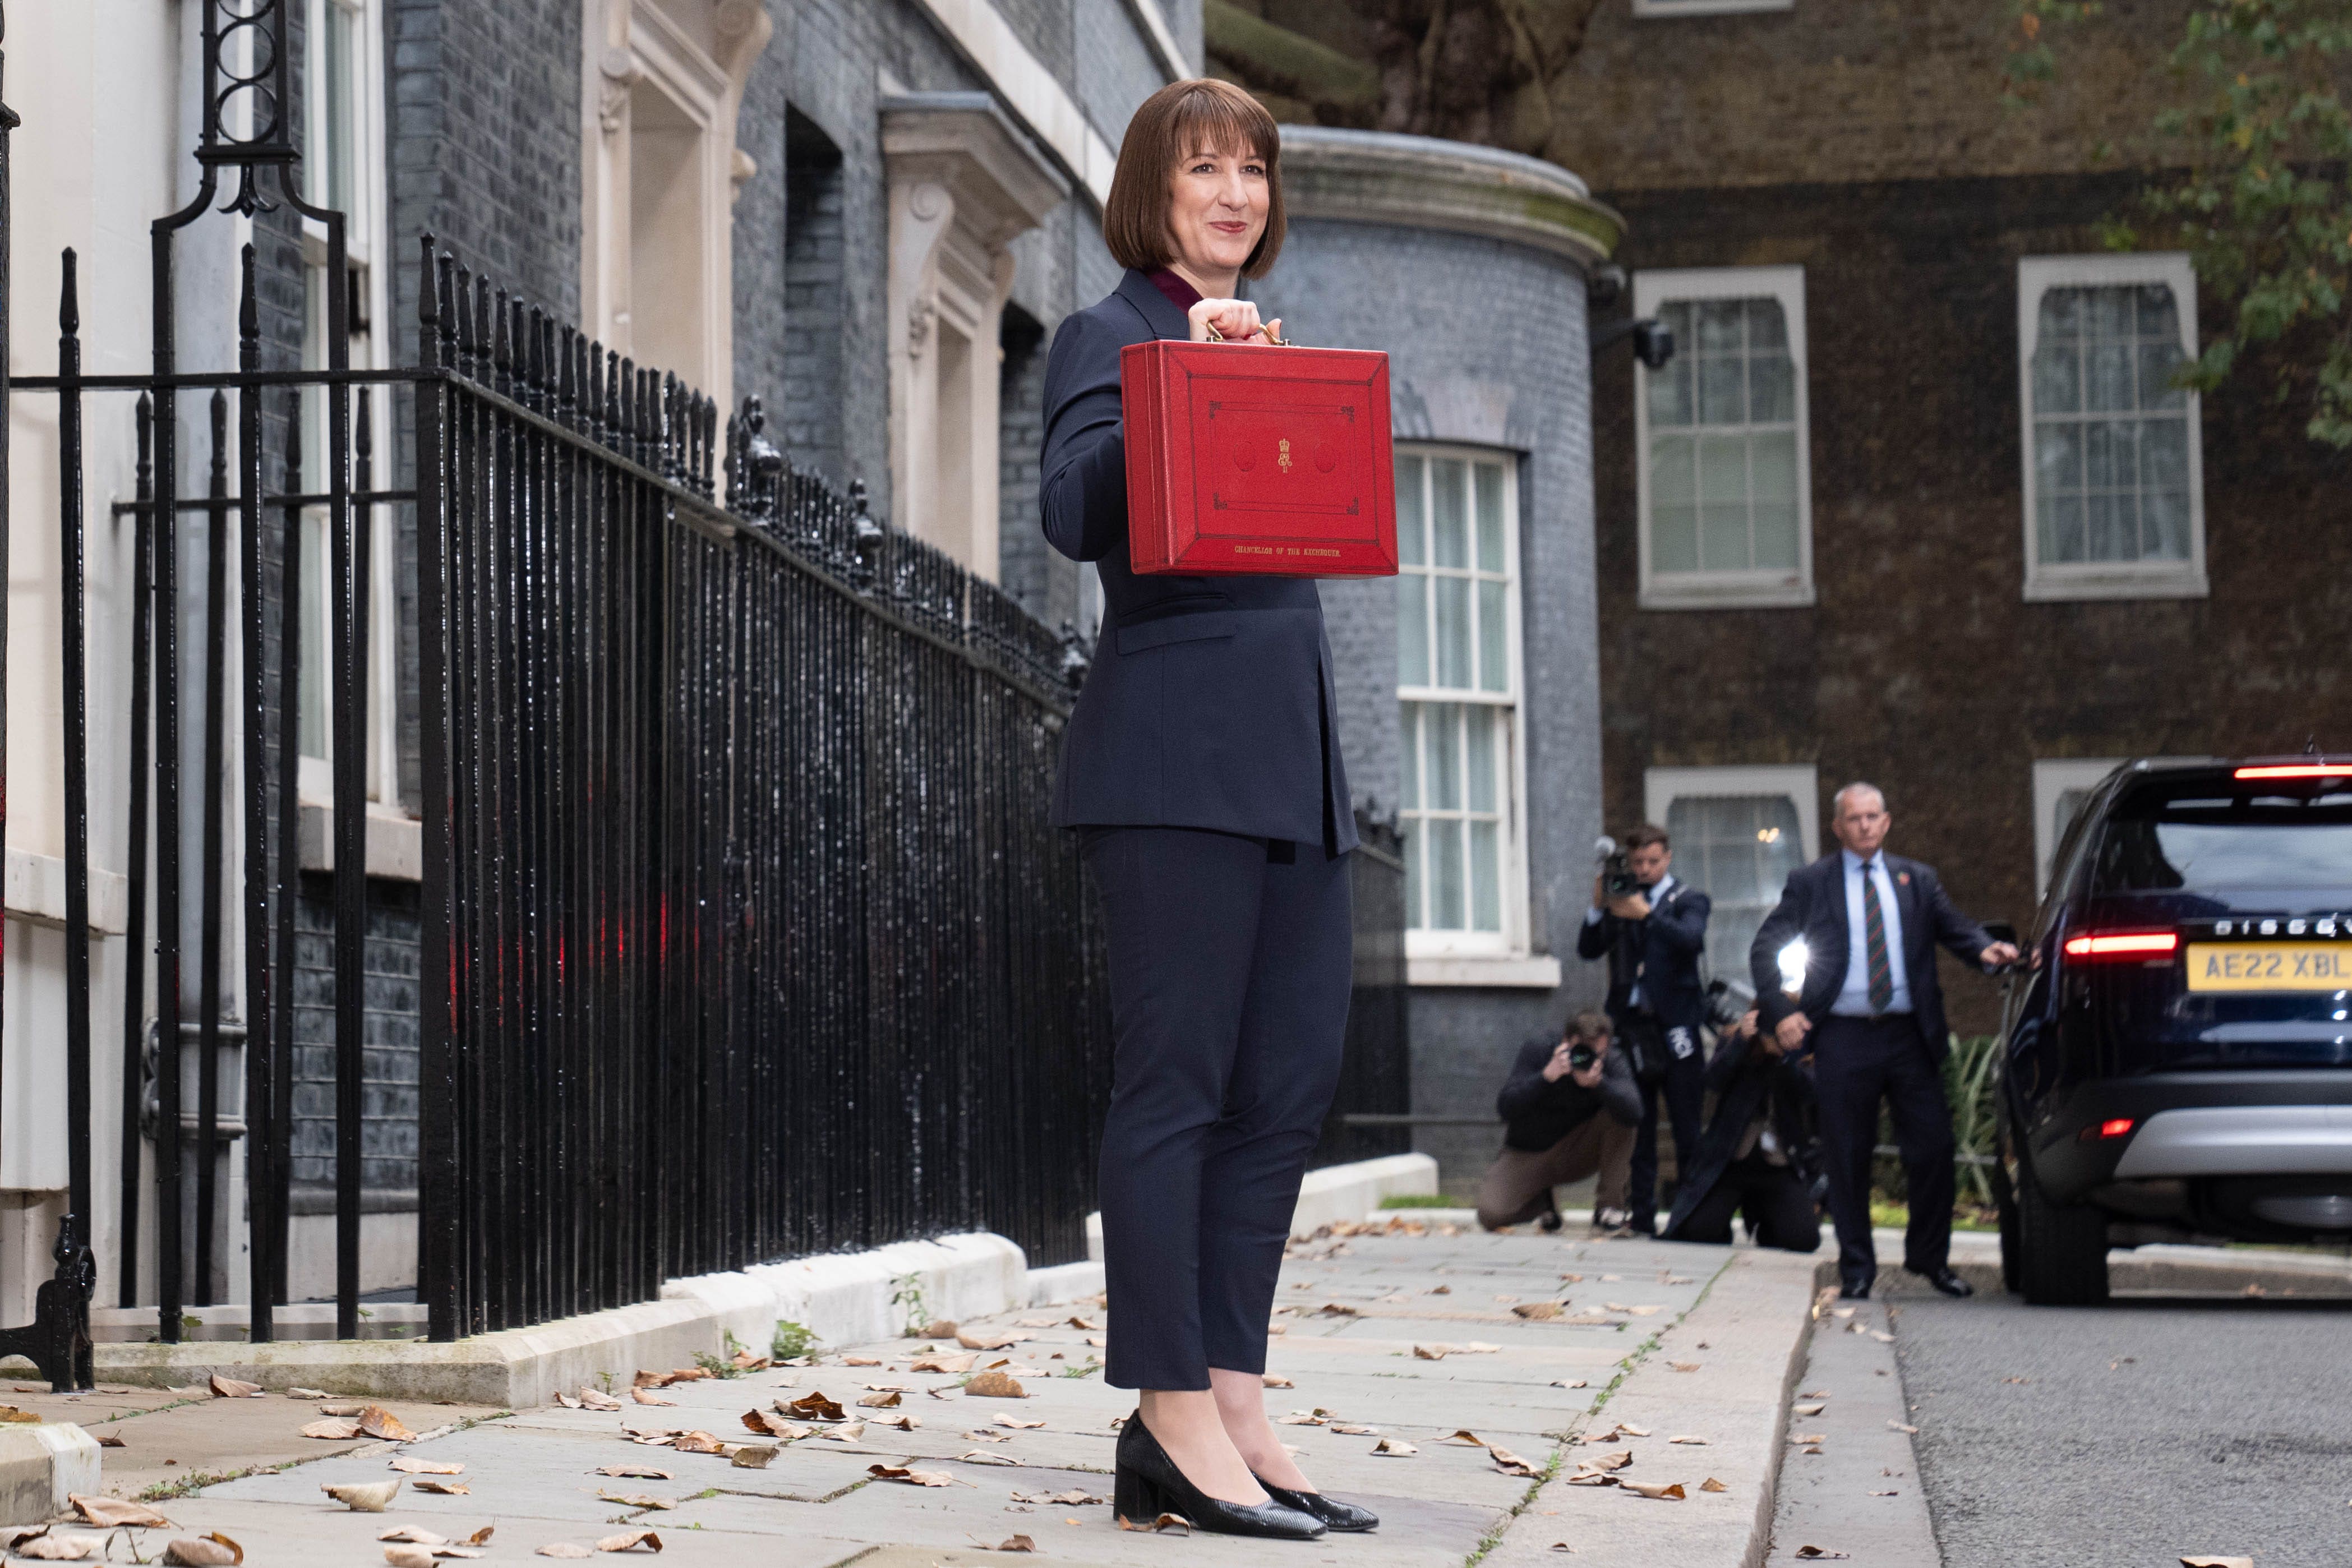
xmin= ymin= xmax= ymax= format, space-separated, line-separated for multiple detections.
xmin=1632 ymin=266 xmax=1815 ymax=611
xmin=1644 ymin=765 xmax=1820 ymax=979
xmin=1632 ymin=0 xmax=1793 ymax=15
xmin=1396 ymin=444 xmax=1533 ymax=965
xmin=2017 ymin=252 xmax=2209 ymax=603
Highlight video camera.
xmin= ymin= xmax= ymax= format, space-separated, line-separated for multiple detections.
xmin=1594 ymin=836 xmax=1638 ymax=901
xmin=1704 ymin=975 xmax=1756 ymax=1035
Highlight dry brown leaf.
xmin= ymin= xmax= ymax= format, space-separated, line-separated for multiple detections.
xmin=430 ymin=1552 xmax=486 ymax=1564
xmin=358 ymin=1405 xmax=417 ymax=1442
xmin=740 ymin=1409 xmax=803 ymax=1440
xmin=1512 ymin=1302 xmax=1564 ymax=1321
xmin=596 ymin=1464 xmax=672 ymax=1481
xmin=1793 ymin=1550 xmax=1849 ymax=1561
xmin=1789 ymin=1433 xmax=1827 ymax=1445
xmin=287 ymin=1387 xmax=331 ymax=1399
xmin=730 ymin=1445 xmax=777 ymax=1469
xmin=880 ymin=1414 xmax=922 ymax=1431
xmin=93 ymin=1433 xmax=124 ymax=1448
xmin=1552 ymin=1379 xmax=1589 ymax=1390
xmin=783 ymin=1391 xmax=845 ymax=1422
xmin=957 ymin=1329 xmax=1022 ymax=1351
xmin=1261 ymin=1372 xmax=1292 ymax=1388
xmin=301 ymin=1418 xmax=363 ymax=1440
xmin=1793 ymin=1402 xmax=1827 ymax=1417
xmin=1592 ymin=1450 xmax=1633 ymax=1472
xmin=668 ymin=1431 xmax=728 ymax=1455
xmin=13 ymin=1534 xmax=104 ymax=1563
xmin=989 ymin=1535 xmax=1038 ymax=1553
xmin=71 ymin=1496 xmax=172 ymax=1529
xmin=1278 ymin=1410 xmax=1327 ymax=1426
xmin=730 ymin=1351 xmax=770 ymax=1372
xmin=1488 ymin=1446 xmax=1543 ymax=1478
xmin=578 ymin=1390 xmax=622 ymax=1411
xmin=1670 ymin=1362 xmax=1701 ymax=1373
xmin=1371 ymin=1437 xmax=1417 ymax=1456
xmin=1116 ymin=1513 xmax=1191 ymax=1534
xmin=1616 ymin=1424 xmax=1652 ymax=1438
xmin=816 ymin=1421 xmax=868 ymax=1443
xmin=1701 ymin=1477 xmax=1728 ymax=1492
xmin=537 ymin=1548 xmax=595 ymax=1560
xmin=964 ymin=1428 xmax=1012 ymax=1443
xmin=599 ymin=1492 xmax=672 ymax=1511
xmin=866 ymin=1464 xmax=956 ymax=1487
xmin=555 ymin=1392 xmax=582 ymax=1409
xmin=994 ymin=1413 xmax=1046 ymax=1429
xmin=1871 ymin=1489 xmax=1899 ymax=1497
xmin=857 ymin=1391 xmax=902 ymax=1409
xmin=390 ymin=1455 xmax=465 ymax=1475
xmin=1330 ymin=1423 xmax=1378 ymax=1436
xmin=1066 ymin=1315 xmax=1100 ymax=1331
xmin=1412 ymin=1345 xmax=1448 ymax=1360
xmin=413 ymin=1479 xmax=471 ymax=1496
xmin=1669 ymin=1436 xmax=1708 ymax=1445
xmin=322 ymin=1481 xmax=402 ymax=1512
xmin=2179 ymin=1559 xmax=2254 ymax=1568
xmin=380 ymin=1529 xmax=445 ymax=1544
xmin=631 ymin=1371 xmax=675 ymax=1389
xmin=965 ymin=1371 xmax=1026 ymax=1399
xmin=1316 ymin=1302 xmax=1359 ymax=1317
xmin=1889 ymin=1421 xmax=1920 ymax=1434
xmin=916 ymin=1319 xmax=958 ymax=1338
xmin=909 ymin=1353 xmax=977 ymax=1375
xmin=164 ymin=1539 xmax=245 ymax=1568
xmin=594 ymin=1531 xmax=662 ymax=1553
xmin=1869 ymin=1330 xmax=1896 ymax=1343
xmin=959 ymin=1450 xmax=1020 ymax=1466
xmin=386 ymin=1549 xmax=435 ymax=1568
xmin=630 ymin=1389 xmax=674 ymax=1407
xmin=1621 ymin=1481 xmax=1686 ymax=1501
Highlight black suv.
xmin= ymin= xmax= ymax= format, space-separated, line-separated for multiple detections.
xmin=1996 ymin=757 xmax=2352 ymax=1304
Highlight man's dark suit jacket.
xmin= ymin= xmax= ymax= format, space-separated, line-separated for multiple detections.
xmin=1495 ymin=1035 xmax=1643 ymax=1153
xmin=1747 ymin=852 xmax=1993 ymax=1065
xmin=1661 ymin=1030 xmax=1820 ymax=1239
xmin=1038 ymin=269 xmax=1355 ymax=851
xmin=1574 ymin=882 xmax=1712 ymax=1035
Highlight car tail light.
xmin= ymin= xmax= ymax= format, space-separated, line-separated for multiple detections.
xmin=2077 ymin=1117 xmax=2137 ymax=1143
xmin=2061 ymin=931 xmax=2179 ymax=960
xmin=2234 ymin=763 xmax=2347 ymax=779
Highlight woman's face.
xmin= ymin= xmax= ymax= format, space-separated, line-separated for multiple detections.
xmin=1165 ymin=142 xmax=1267 ymax=283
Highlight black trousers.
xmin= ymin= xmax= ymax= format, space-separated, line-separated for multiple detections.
xmin=1624 ymin=1016 xmax=1705 ymax=1229
xmin=1673 ymin=1150 xmax=1821 ymax=1253
xmin=1081 ymin=826 xmax=1354 ymax=1391
xmin=1813 ymin=1013 xmax=1954 ymax=1288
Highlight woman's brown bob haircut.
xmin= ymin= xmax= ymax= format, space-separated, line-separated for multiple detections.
xmin=1103 ymin=79 xmax=1285 ymax=280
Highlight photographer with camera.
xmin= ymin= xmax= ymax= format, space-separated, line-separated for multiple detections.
xmin=1475 ymin=1012 xmax=1643 ymax=1235
xmin=1575 ymin=825 xmax=1711 ymax=1237
xmin=1661 ymin=983 xmax=1823 ymax=1253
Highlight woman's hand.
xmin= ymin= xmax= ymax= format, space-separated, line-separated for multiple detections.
xmin=1188 ymin=297 xmax=1280 ymax=344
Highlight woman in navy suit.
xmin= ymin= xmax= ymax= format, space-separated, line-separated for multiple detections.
xmin=1041 ymin=79 xmax=1371 ymax=1542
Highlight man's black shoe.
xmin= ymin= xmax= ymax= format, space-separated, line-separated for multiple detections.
xmin=1911 ymin=1266 xmax=1974 ymax=1298
xmin=1536 ymin=1206 xmax=1563 ymax=1233
xmin=1838 ymin=1276 xmax=1871 ymax=1300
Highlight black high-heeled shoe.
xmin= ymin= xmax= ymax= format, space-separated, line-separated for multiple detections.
xmin=1253 ymin=1473 xmax=1380 ymax=1532
xmin=1113 ymin=1413 xmax=1325 ymax=1540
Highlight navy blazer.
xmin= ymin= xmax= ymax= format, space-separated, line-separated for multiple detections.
xmin=1039 ymin=270 xmax=1356 ymax=851
xmin=1574 ymin=880 xmax=1712 ymax=1036
xmin=1746 ymin=852 xmax=1993 ymax=1064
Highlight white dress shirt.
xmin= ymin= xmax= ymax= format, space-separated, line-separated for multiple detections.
xmin=1587 ymin=873 xmax=1675 ymax=1009
xmin=1832 ymin=850 xmax=1912 ymax=1017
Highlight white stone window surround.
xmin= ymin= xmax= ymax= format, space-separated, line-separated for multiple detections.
xmin=1632 ymin=265 xmax=1815 ymax=611
xmin=1398 ymin=446 xmax=1537 ymax=972
xmin=1632 ymin=0 xmax=1795 ymax=18
xmin=580 ymin=0 xmax=772 ymax=413
xmin=883 ymin=94 xmax=1068 ymax=583
xmin=2017 ymin=253 xmax=2209 ymax=603
xmin=1644 ymin=764 xmax=1820 ymax=984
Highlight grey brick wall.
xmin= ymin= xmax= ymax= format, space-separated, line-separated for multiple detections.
xmin=290 ymin=878 xmax=423 ymax=1195
xmin=1249 ymin=218 xmax=1608 ymax=1189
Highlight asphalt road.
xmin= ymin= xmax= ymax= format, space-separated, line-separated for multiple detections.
xmin=1890 ymin=1289 xmax=2352 ymax=1568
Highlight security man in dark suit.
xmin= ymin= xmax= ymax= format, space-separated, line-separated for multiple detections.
xmin=1575 ymin=824 xmax=1710 ymax=1236
xmin=1749 ymin=783 xmax=2017 ymax=1299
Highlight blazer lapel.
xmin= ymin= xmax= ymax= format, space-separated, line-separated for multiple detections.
xmin=1810 ymin=857 xmax=1850 ymax=1011
xmin=1115 ymin=268 xmax=1192 ymax=343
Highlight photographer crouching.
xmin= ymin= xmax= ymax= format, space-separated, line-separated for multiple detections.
xmin=1474 ymin=1012 xmax=1641 ymax=1235
xmin=1575 ymin=825 xmax=1710 ymax=1236
xmin=1661 ymin=982 xmax=1824 ymax=1252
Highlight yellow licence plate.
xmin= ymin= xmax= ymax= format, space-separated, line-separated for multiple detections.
xmin=2184 ymin=943 xmax=2352 ymax=992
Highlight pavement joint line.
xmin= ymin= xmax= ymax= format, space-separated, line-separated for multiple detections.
xmin=1460 ymin=1250 xmax=1740 ymax=1567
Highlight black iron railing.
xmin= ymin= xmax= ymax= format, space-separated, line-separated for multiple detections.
xmin=1314 ymin=819 xmax=1410 ymax=1169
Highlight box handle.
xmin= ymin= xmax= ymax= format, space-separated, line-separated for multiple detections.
xmin=1203 ymin=320 xmax=1294 ymax=347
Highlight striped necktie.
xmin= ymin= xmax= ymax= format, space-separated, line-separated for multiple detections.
xmin=1862 ymin=858 xmax=1894 ymax=1014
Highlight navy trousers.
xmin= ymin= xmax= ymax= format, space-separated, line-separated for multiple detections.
xmin=1812 ymin=1013 xmax=1955 ymax=1290
xmin=1625 ymin=1020 xmax=1705 ymax=1231
xmin=1081 ymin=825 xmax=1353 ymax=1391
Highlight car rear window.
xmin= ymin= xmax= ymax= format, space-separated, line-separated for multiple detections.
xmin=2092 ymin=780 xmax=2352 ymax=893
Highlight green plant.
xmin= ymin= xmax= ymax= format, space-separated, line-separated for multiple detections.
xmin=597 ymin=1371 xmax=616 ymax=1395
xmin=693 ymin=1331 xmax=750 ymax=1380
xmin=771 ymin=1320 xmax=818 ymax=1361
xmin=889 ymin=1272 xmax=929 ymax=1336
xmin=1944 ymin=1032 xmax=2004 ymax=1210
xmin=1377 ymin=1194 xmax=1460 ymax=1209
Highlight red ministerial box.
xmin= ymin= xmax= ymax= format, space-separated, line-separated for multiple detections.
xmin=1119 ymin=339 xmax=1398 ymax=577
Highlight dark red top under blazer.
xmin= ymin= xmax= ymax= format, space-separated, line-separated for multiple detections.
xmin=1039 ymin=270 xmax=1357 ymax=853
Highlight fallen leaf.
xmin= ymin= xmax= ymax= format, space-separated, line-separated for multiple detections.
xmin=1440 ymin=1430 xmax=1488 ymax=1447
xmin=1116 ymin=1513 xmax=1191 ymax=1534
xmin=1871 ymin=1489 xmax=1898 ymax=1497
xmin=784 ymin=1391 xmax=846 ymax=1422
xmin=988 ymin=1534 xmax=1038 ymax=1552
xmin=93 ymin=1433 xmax=125 ymax=1448
xmin=1489 ymin=1446 xmax=1544 ymax=1477
xmin=1670 ymin=1362 xmax=1701 ymax=1373
xmin=596 ymin=1464 xmax=672 ymax=1481
xmin=209 ymin=1375 xmax=264 ymax=1399
xmin=579 ymin=1390 xmax=623 ymax=1411
xmin=918 ymin=1319 xmax=960 ymax=1338
xmin=357 ymin=1405 xmax=417 ymax=1442
xmin=841 ymin=1356 xmax=886 ymax=1367
xmin=322 ymin=1481 xmax=403 ymax=1512
xmin=1793 ymin=1402 xmax=1826 ymax=1417
xmin=288 ymin=1387 xmax=332 ymax=1399
xmin=1429 ymin=1284 xmax=1451 ymax=1294
xmin=390 ymin=1455 xmax=464 ymax=1475
xmin=1789 ymin=1433 xmax=1827 ymax=1445
xmin=1512 ymin=1302 xmax=1564 ymax=1321
xmin=386 ymin=1550 xmax=435 ymax=1568
xmin=301 ymin=1418 xmax=362 ymax=1440
xmin=1551 ymin=1379 xmax=1589 ymax=1390
xmin=1412 ymin=1345 xmax=1448 ymax=1361
xmin=741 ymin=1410 xmax=804 ymax=1440
xmin=731 ymin=1445 xmax=778 ymax=1469
xmin=1669 ymin=1436 xmax=1708 ymax=1445
xmin=413 ymin=1479 xmax=471 ymax=1496
xmin=536 ymin=1549 xmax=594 ymax=1561
xmin=867 ymin=1464 xmax=956 ymax=1487
xmin=555 ymin=1392 xmax=583 ymax=1409
xmin=630 ymin=1389 xmax=674 ymax=1407
xmin=960 ymin=1450 xmax=1020 ymax=1466
xmin=1701 ymin=1477 xmax=1728 ymax=1492
xmin=594 ymin=1531 xmax=662 ymax=1553
xmin=880 ymin=1414 xmax=922 ymax=1431
xmin=1793 ymin=1550 xmax=1849 ymax=1561
xmin=1617 ymin=1424 xmax=1652 ymax=1438
xmin=381 ymin=1529 xmax=445 ymax=1545
xmin=598 ymin=1493 xmax=672 ymax=1511
xmin=816 ymin=1421 xmax=868 ymax=1443
xmin=1261 ymin=1373 xmax=1293 ymax=1389
xmin=957 ymin=1329 xmax=1023 ymax=1351
xmin=2179 ymin=1559 xmax=2254 ymax=1568
xmin=965 ymin=1371 xmax=1026 ymax=1399
xmin=730 ymin=1352 xmax=770 ymax=1372
xmin=910 ymin=1353 xmax=977 ymax=1375
xmin=1316 ymin=1301 xmax=1360 ymax=1317
xmin=71 ymin=1497 xmax=170 ymax=1529
xmin=1590 ymin=1450 xmax=1633 ymax=1472
xmin=1371 ymin=1437 xmax=1417 ymax=1456
xmin=1330 ymin=1423 xmax=1378 ymax=1436
xmin=995 ymin=1413 xmax=1046 ymax=1429
xmin=12 ymin=1533 xmax=104 ymax=1563
xmin=1626 ymin=1306 xmax=1663 ymax=1317
xmin=668 ymin=1431 xmax=728 ymax=1455
xmin=859 ymin=1391 xmax=902 ymax=1409
xmin=1889 ymin=1421 xmax=1920 ymax=1435
xmin=1621 ymin=1482 xmax=1685 ymax=1501
xmin=1067 ymin=1316 xmax=1100 ymax=1331
xmin=1869 ymin=1330 xmax=1894 ymax=1343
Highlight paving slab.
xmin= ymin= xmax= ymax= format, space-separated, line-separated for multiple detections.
xmin=1764 ymin=1297 xmax=1938 ymax=1567
xmin=63 ymin=1223 xmax=1822 ymax=1567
